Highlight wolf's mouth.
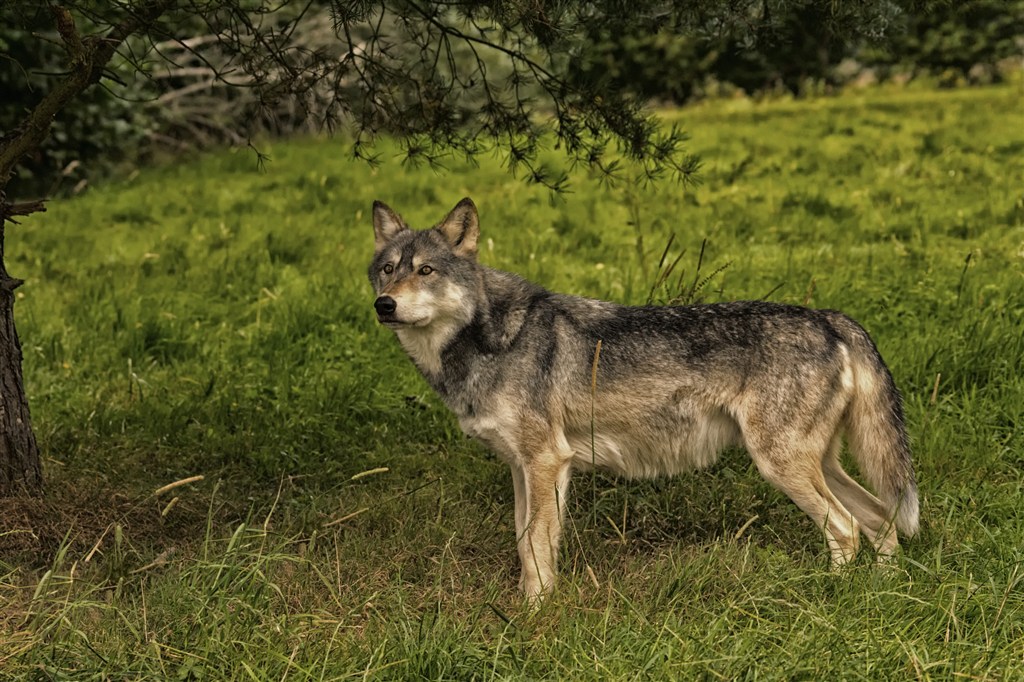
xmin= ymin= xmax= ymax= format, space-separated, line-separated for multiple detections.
xmin=378 ymin=315 xmax=428 ymax=327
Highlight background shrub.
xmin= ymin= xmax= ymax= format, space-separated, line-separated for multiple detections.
xmin=0 ymin=15 xmax=156 ymax=198
xmin=572 ymin=0 xmax=1024 ymax=102
xmin=864 ymin=0 xmax=1024 ymax=84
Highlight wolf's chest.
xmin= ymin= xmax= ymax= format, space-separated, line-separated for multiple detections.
xmin=457 ymin=410 xmax=519 ymax=461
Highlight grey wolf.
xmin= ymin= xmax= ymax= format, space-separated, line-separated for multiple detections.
xmin=368 ymin=197 xmax=919 ymax=601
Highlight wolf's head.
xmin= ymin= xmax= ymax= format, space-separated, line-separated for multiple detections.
xmin=368 ymin=198 xmax=480 ymax=330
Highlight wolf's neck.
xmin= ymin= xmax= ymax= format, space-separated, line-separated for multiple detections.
xmin=397 ymin=267 xmax=543 ymax=396
xmin=394 ymin=319 xmax=465 ymax=377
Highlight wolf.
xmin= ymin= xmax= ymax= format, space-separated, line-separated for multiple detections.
xmin=368 ymin=197 xmax=919 ymax=601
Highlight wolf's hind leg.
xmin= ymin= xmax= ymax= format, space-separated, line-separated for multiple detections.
xmin=747 ymin=435 xmax=861 ymax=566
xmin=821 ymin=441 xmax=899 ymax=560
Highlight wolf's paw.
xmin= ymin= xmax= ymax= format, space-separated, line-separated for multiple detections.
xmin=520 ymin=574 xmax=555 ymax=607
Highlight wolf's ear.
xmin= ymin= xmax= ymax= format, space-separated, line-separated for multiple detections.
xmin=436 ymin=197 xmax=479 ymax=259
xmin=372 ymin=201 xmax=408 ymax=252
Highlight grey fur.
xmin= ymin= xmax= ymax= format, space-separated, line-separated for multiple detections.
xmin=369 ymin=198 xmax=919 ymax=601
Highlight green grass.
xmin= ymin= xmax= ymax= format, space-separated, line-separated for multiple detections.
xmin=2 ymin=82 xmax=1024 ymax=679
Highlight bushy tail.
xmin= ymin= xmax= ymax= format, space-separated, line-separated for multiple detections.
xmin=839 ymin=319 xmax=919 ymax=536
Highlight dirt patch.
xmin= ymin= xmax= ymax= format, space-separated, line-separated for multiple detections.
xmin=0 ymin=477 xmax=210 ymax=567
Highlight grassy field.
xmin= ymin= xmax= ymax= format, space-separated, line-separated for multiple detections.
xmin=2 ymin=82 xmax=1023 ymax=679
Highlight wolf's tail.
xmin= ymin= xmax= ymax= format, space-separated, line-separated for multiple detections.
xmin=835 ymin=316 xmax=919 ymax=536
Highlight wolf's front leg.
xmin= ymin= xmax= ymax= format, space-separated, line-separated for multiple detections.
xmin=511 ymin=456 xmax=573 ymax=603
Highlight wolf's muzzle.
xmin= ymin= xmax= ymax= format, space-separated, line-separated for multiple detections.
xmin=374 ymin=296 xmax=397 ymax=320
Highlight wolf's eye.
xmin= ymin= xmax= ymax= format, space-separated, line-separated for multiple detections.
xmin=418 ymin=265 xmax=434 ymax=276
xmin=382 ymin=263 xmax=394 ymax=275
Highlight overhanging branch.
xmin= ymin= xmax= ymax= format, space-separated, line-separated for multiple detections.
xmin=0 ymin=1 xmax=176 ymax=188
xmin=1 ymin=199 xmax=48 ymax=226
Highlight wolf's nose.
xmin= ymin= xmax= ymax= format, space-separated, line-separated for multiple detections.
xmin=374 ymin=296 xmax=397 ymax=316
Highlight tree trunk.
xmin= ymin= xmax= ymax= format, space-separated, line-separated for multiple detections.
xmin=0 ymin=221 xmax=41 ymax=495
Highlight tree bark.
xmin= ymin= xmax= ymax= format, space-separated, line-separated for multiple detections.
xmin=0 ymin=221 xmax=41 ymax=495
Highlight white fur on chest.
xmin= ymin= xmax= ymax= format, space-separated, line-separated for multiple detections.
xmin=394 ymin=321 xmax=460 ymax=376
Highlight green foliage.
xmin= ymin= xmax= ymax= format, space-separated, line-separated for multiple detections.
xmin=0 ymin=12 xmax=156 ymax=197
xmin=573 ymin=3 xmax=852 ymax=101
xmin=574 ymin=0 xmax=1024 ymax=102
xmin=866 ymin=0 xmax=1024 ymax=83
xmin=3 ymin=83 xmax=1024 ymax=677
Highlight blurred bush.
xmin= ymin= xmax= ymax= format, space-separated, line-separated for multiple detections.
xmin=0 ymin=18 xmax=156 ymax=198
xmin=864 ymin=0 xmax=1024 ymax=85
xmin=572 ymin=4 xmax=853 ymax=102
xmin=1 ymin=7 xmax=341 ymax=199
xmin=573 ymin=0 xmax=1024 ymax=103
